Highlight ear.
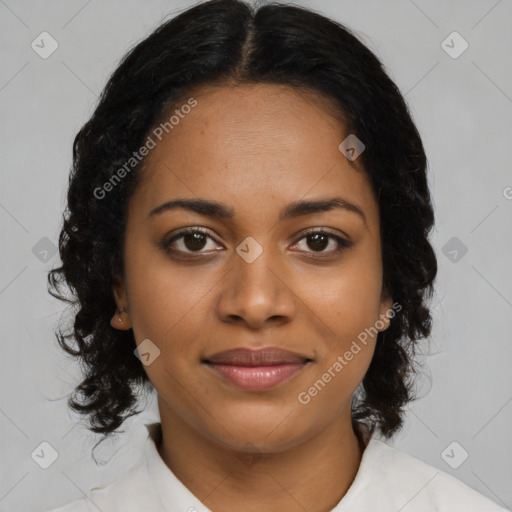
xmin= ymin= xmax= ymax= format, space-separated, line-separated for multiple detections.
xmin=377 ymin=288 xmax=394 ymax=332
xmin=110 ymin=274 xmax=132 ymax=330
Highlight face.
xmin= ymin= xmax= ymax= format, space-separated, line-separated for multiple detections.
xmin=111 ymin=83 xmax=392 ymax=452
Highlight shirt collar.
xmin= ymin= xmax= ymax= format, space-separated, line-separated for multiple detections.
xmin=143 ymin=422 xmax=212 ymax=511
xmin=142 ymin=422 xmax=381 ymax=511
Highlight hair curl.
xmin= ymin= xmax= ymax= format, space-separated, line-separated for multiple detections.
xmin=48 ymin=0 xmax=437 ymax=440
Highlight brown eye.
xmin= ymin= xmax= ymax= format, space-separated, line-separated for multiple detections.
xmin=161 ymin=227 xmax=222 ymax=255
xmin=305 ymin=233 xmax=329 ymax=252
xmin=181 ymin=232 xmax=208 ymax=251
xmin=293 ymin=229 xmax=353 ymax=255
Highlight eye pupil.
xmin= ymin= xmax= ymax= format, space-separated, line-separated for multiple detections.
xmin=307 ymin=233 xmax=329 ymax=251
xmin=184 ymin=232 xmax=207 ymax=251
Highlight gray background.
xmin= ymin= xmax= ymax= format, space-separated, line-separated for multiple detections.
xmin=1 ymin=0 xmax=511 ymax=510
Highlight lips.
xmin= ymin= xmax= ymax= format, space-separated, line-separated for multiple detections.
xmin=204 ymin=347 xmax=311 ymax=366
xmin=202 ymin=347 xmax=313 ymax=391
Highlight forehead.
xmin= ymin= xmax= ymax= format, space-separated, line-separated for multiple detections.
xmin=131 ymin=83 xmax=378 ymax=227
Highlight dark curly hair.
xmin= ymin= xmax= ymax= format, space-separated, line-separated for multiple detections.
xmin=48 ymin=0 xmax=437 ymax=440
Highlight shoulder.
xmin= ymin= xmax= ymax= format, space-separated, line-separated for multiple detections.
xmin=339 ymin=438 xmax=509 ymax=511
xmin=41 ymin=455 xmax=161 ymax=512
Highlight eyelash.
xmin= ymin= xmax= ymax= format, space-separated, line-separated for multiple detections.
xmin=160 ymin=226 xmax=353 ymax=259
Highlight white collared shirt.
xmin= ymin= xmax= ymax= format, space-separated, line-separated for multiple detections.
xmin=45 ymin=423 xmax=509 ymax=512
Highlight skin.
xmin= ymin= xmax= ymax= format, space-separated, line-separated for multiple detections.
xmin=110 ymin=83 xmax=393 ymax=512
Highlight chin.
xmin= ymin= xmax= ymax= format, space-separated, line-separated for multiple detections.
xmin=203 ymin=407 xmax=314 ymax=452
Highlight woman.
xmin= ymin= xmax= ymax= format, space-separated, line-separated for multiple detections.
xmin=45 ymin=0 xmax=508 ymax=510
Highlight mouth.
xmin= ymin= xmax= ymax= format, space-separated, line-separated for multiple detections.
xmin=201 ymin=347 xmax=313 ymax=392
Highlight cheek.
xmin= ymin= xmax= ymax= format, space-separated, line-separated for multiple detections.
xmin=123 ymin=243 xmax=221 ymax=385
xmin=295 ymin=344 xmax=373 ymax=428
xmin=295 ymin=261 xmax=381 ymax=416
xmin=303 ymin=250 xmax=383 ymax=338
xmin=124 ymin=236 xmax=206 ymax=333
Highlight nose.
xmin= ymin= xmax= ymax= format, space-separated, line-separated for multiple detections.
xmin=215 ymin=244 xmax=297 ymax=330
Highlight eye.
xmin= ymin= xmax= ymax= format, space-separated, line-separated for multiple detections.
xmin=161 ymin=227 xmax=222 ymax=255
xmin=291 ymin=228 xmax=353 ymax=256
xmin=160 ymin=226 xmax=353 ymax=259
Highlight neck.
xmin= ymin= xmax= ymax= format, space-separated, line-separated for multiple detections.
xmin=156 ymin=405 xmax=365 ymax=512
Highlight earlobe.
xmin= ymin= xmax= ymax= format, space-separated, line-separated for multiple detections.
xmin=377 ymin=292 xmax=394 ymax=332
xmin=110 ymin=308 xmax=125 ymax=329
xmin=110 ymin=307 xmax=132 ymax=330
xmin=111 ymin=274 xmax=132 ymax=330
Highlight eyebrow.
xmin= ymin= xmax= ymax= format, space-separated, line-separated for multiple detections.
xmin=148 ymin=196 xmax=367 ymax=226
